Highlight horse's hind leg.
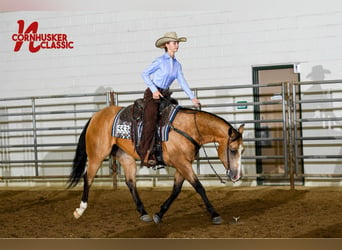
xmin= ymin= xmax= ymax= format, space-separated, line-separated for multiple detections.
xmin=116 ymin=149 xmax=152 ymax=222
xmin=153 ymin=171 xmax=185 ymax=224
xmin=73 ymin=158 xmax=102 ymax=219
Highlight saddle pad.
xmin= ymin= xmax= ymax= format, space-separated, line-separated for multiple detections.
xmin=112 ymin=108 xmax=132 ymax=139
xmin=112 ymin=104 xmax=182 ymax=141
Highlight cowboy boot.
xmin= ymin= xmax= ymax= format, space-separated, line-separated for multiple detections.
xmin=142 ymin=150 xmax=156 ymax=167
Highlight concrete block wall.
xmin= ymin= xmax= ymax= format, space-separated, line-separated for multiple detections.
xmin=1 ymin=2 xmax=342 ymax=99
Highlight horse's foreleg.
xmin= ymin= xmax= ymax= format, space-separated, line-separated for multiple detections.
xmin=191 ymin=178 xmax=223 ymax=225
xmin=168 ymin=158 xmax=223 ymax=224
xmin=153 ymin=171 xmax=184 ymax=224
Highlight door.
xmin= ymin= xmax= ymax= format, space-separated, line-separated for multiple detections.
xmin=253 ymin=65 xmax=302 ymax=183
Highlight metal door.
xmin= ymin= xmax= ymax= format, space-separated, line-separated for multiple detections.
xmin=253 ymin=65 xmax=302 ymax=183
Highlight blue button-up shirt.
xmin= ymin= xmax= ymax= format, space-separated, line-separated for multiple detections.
xmin=141 ymin=53 xmax=195 ymax=100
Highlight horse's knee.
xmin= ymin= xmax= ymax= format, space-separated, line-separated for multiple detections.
xmin=191 ymin=179 xmax=206 ymax=195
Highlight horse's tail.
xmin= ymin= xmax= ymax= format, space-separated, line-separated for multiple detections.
xmin=67 ymin=119 xmax=91 ymax=188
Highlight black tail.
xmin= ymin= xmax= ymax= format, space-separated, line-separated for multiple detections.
xmin=67 ymin=119 xmax=91 ymax=188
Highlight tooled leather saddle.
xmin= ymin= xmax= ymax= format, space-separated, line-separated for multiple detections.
xmin=112 ymin=97 xmax=181 ymax=166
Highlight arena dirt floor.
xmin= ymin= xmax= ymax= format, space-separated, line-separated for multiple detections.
xmin=0 ymin=185 xmax=341 ymax=238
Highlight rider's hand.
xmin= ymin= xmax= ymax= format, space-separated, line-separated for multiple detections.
xmin=192 ymin=98 xmax=201 ymax=107
xmin=153 ymin=90 xmax=163 ymax=99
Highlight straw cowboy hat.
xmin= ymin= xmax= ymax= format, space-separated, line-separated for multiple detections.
xmin=155 ymin=32 xmax=187 ymax=48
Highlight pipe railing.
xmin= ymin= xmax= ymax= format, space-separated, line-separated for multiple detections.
xmin=0 ymin=80 xmax=341 ymax=186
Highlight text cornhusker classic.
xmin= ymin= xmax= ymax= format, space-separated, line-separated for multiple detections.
xmin=12 ymin=20 xmax=74 ymax=53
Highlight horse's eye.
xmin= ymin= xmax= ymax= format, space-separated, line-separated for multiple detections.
xmin=230 ymin=149 xmax=237 ymax=154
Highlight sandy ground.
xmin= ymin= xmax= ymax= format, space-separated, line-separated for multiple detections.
xmin=0 ymin=186 xmax=341 ymax=238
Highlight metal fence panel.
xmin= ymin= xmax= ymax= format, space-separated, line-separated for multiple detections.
xmin=0 ymin=81 xmax=341 ymax=187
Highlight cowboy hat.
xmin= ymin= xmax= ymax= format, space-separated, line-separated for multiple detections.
xmin=155 ymin=32 xmax=187 ymax=48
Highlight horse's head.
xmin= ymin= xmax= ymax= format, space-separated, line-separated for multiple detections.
xmin=218 ymin=124 xmax=245 ymax=183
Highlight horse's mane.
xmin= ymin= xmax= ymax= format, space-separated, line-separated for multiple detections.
xmin=179 ymin=107 xmax=242 ymax=142
xmin=179 ymin=107 xmax=234 ymax=129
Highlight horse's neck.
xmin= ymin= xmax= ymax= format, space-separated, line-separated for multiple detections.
xmin=195 ymin=111 xmax=229 ymax=144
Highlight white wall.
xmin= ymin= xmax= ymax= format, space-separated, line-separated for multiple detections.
xmin=1 ymin=1 xmax=342 ymax=98
xmin=1 ymin=1 xmax=342 ymax=184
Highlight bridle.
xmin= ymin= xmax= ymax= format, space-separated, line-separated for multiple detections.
xmin=193 ymin=109 xmax=235 ymax=184
xmin=165 ymin=99 xmax=235 ymax=184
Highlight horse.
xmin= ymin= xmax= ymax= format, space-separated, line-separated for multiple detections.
xmin=68 ymin=104 xmax=244 ymax=225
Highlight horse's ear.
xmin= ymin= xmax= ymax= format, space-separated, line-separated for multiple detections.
xmin=238 ymin=124 xmax=245 ymax=134
xmin=228 ymin=127 xmax=234 ymax=137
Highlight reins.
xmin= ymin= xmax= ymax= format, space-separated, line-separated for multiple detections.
xmin=193 ymin=106 xmax=227 ymax=184
xmin=161 ymin=96 xmax=227 ymax=184
xmin=201 ymin=141 xmax=227 ymax=184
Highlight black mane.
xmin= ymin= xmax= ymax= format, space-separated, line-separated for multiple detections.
xmin=179 ymin=107 xmax=235 ymax=130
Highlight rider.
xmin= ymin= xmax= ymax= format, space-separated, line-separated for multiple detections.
xmin=139 ymin=32 xmax=201 ymax=167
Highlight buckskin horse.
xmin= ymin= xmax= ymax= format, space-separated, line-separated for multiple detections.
xmin=68 ymin=102 xmax=244 ymax=225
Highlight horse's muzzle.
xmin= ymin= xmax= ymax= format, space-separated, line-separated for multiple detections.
xmin=227 ymin=169 xmax=241 ymax=183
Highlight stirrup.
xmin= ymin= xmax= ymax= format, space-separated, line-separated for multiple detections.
xmin=141 ymin=150 xmax=156 ymax=167
xmin=152 ymin=165 xmax=165 ymax=171
xmin=148 ymin=159 xmax=157 ymax=166
xmin=141 ymin=160 xmax=156 ymax=168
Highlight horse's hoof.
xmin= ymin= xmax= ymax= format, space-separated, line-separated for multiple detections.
xmin=140 ymin=214 xmax=153 ymax=222
xmin=153 ymin=214 xmax=162 ymax=224
xmin=212 ymin=216 xmax=223 ymax=225
xmin=73 ymin=210 xmax=81 ymax=219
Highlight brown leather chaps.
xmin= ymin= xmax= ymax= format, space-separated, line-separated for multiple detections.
xmin=138 ymin=88 xmax=171 ymax=162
